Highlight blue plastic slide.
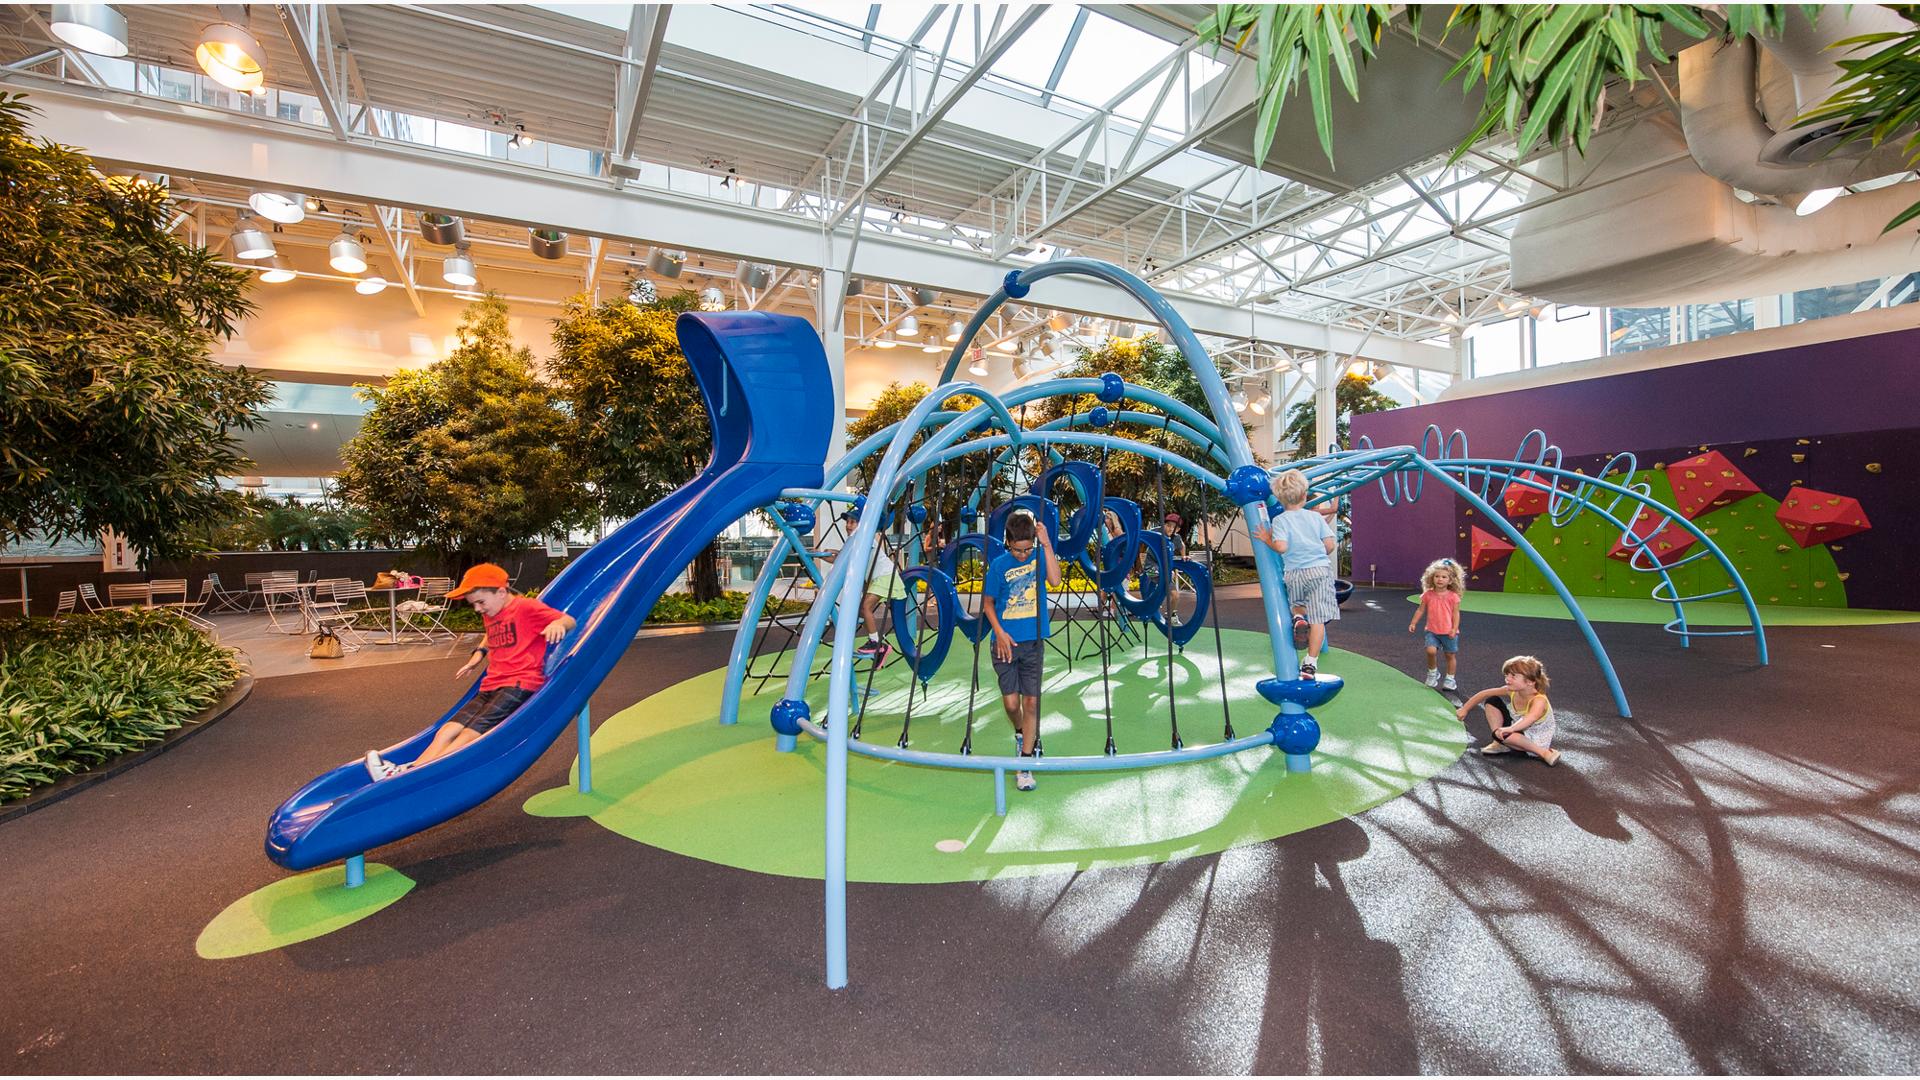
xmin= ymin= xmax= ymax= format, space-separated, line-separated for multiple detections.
xmin=266 ymin=312 xmax=833 ymax=872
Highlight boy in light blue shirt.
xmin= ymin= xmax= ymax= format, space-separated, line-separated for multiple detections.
xmin=1250 ymin=469 xmax=1339 ymax=678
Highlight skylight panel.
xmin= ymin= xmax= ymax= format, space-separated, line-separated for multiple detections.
xmin=1052 ymin=10 xmax=1177 ymax=114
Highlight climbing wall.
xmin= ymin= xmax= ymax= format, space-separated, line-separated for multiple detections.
xmin=1459 ymin=430 xmax=1914 ymax=610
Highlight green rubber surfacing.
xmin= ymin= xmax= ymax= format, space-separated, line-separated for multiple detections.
xmin=525 ymin=627 xmax=1462 ymax=884
xmin=197 ymin=863 xmax=414 ymax=959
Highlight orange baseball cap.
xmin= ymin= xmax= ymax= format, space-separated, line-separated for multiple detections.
xmin=446 ymin=562 xmax=511 ymax=599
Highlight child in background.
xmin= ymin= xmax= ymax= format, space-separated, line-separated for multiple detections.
xmin=1455 ymin=655 xmax=1561 ymax=766
xmin=982 ymin=512 xmax=1061 ymax=791
xmin=1249 ymin=469 xmax=1339 ymax=678
xmin=1409 ymin=558 xmax=1466 ymax=690
xmin=366 ymin=563 xmax=576 ymax=781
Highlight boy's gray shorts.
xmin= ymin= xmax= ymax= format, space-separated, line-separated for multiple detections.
xmin=1283 ymin=564 xmax=1341 ymax=624
xmin=992 ymin=638 xmax=1043 ymax=697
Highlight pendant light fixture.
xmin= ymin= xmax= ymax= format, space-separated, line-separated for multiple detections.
xmin=418 ymin=212 xmax=464 ymax=246
xmin=968 ymin=351 xmax=989 ymax=377
xmin=698 ymin=286 xmax=726 ymax=311
xmin=355 ymin=275 xmax=388 ymax=296
xmin=196 ymin=20 xmax=266 ymax=93
xmin=875 ymin=333 xmax=897 ymax=350
xmin=647 ymin=249 xmax=685 ymax=278
xmin=528 ymin=228 xmax=568 ymax=260
xmin=627 ymin=276 xmax=656 ymax=306
xmin=898 ymin=315 xmax=920 ymax=337
xmin=1231 ymin=389 xmax=1249 ymax=414
xmin=921 ymin=340 xmax=942 ymax=354
xmin=248 ymin=191 xmax=304 ymax=224
xmin=442 ymin=242 xmax=477 ymax=287
xmin=49 ymin=4 xmax=129 ymax=57
xmin=328 ymin=227 xmax=367 ymax=275
xmin=258 ymin=262 xmax=296 ymax=284
xmin=946 ymin=319 xmax=964 ymax=343
xmin=231 ymin=213 xmax=274 ymax=260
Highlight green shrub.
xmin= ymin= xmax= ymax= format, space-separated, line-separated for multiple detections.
xmin=0 ymin=611 xmax=241 ymax=803
xmin=358 ymin=590 xmax=808 ymax=635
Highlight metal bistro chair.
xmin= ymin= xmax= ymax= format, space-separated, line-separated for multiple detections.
xmin=54 ymin=590 xmax=77 ymax=617
xmin=312 ymin=580 xmax=369 ymax=651
xmin=205 ymin=572 xmax=255 ymax=614
xmin=148 ymin=579 xmax=188 ymax=608
xmin=77 ymin=583 xmax=108 ymax=613
xmin=400 ymin=576 xmax=457 ymax=641
xmin=261 ymin=579 xmax=307 ymax=634
xmin=107 ymin=583 xmax=151 ymax=608
xmin=304 ymin=578 xmax=357 ymax=622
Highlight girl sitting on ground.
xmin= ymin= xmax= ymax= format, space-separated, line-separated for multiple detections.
xmin=1455 ymin=654 xmax=1561 ymax=766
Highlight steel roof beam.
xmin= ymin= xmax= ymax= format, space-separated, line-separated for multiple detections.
xmin=276 ymin=4 xmax=349 ymax=140
xmin=613 ymin=5 xmax=671 ymax=168
xmin=822 ymin=5 xmax=1045 ymax=232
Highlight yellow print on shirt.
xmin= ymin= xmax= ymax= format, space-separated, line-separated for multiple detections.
xmin=1002 ymin=560 xmax=1039 ymax=620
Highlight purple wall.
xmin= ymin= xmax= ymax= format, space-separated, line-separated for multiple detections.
xmin=1350 ymin=325 xmax=1920 ymax=597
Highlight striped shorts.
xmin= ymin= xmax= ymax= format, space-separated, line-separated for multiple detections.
xmin=1283 ymin=564 xmax=1341 ymax=624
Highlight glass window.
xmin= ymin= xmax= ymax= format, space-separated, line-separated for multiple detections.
xmin=1533 ymin=306 xmax=1601 ymax=366
xmin=1791 ymin=275 xmax=1920 ymax=321
xmin=1607 ymin=307 xmax=1670 ymax=354
xmin=1687 ymin=299 xmax=1753 ymax=340
xmin=1467 ymin=317 xmax=1522 ymax=377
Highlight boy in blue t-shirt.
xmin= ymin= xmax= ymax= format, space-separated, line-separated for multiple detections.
xmin=1250 ymin=469 xmax=1339 ymax=678
xmin=982 ymin=512 xmax=1061 ymax=791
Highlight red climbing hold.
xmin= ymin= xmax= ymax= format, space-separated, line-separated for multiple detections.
xmin=1775 ymin=488 xmax=1871 ymax=548
xmin=1665 ymin=450 xmax=1761 ymax=520
xmin=1470 ymin=526 xmax=1515 ymax=571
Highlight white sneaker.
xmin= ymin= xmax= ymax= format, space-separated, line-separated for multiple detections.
xmin=1016 ymin=770 xmax=1036 ymax=791
xmin=1424 ymin=669 xmax=1441 ymax=687
xmin=1442 ymin=675 xmax=1458 ymax=691
xmin=364 ymin=750 xmax=397 ymax=781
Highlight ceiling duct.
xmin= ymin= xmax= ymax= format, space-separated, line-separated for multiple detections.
xmin=529 ymin=228 xmax=568 ymax=260
xmin=1509 ymin=114 xmax=1920 ymax=307
xmin=1511 ymin=5 xmax=1920 ymax=308
xmin=1678 ymin=19 xmax=1910 ymax=198
xmin=418 ymin=212 xmax=464 ymax=246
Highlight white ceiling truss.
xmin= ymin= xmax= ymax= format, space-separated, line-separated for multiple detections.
xmin=2 ymin=1 xmax=1703 ymax=380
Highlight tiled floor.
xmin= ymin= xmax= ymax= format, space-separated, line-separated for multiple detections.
xmin=208 ymin=612 xmax=481 ymax=679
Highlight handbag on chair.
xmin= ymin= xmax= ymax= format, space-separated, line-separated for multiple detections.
xmin=309 ymin=627 xmax=346 ymax=659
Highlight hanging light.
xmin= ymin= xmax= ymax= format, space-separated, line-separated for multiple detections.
xmin=355 ymin=275 xmax=388 ymax=296
xmin=248 ymin=191 xmax=304 ymax=224
xmin=1231 ymin=389 xmax=1249 ymax=413
xmin=735 ymin=262 xmax=770 ymax=290
xmin=50 ymin=4 xmax=129 ymax=57
xmin=946 ymin=319 xmax=964 ymax=343
xmin=303 ymin=195 xmax=322 ymax=212
xmin=528 ymin=228 xmax=568 ymax=260
xmin=968 ymin=351 xmax=989 ymax=377
xmin=921 ymin=340 xmax=942 ymax=354
xmin=996 ymin=338 xmax=1017 ymax=353
xmin=328 ymin=228 xmax=367 ymax=274
xmin=1249 ymin=394 xmax=1270 ymax=416
xmin=508 ymin=124 xmax=530 ymax=150
xmin=875 ymin=334 xmax=897 ymax=349
xmin=442 ymin=242 xmax=477 ymax=286
xmin=258 ymin=262 xmax=296 ymax=284
xmin=627 ymin=276 xmax=656 ymax=306
xmin=418 ymin=212 xmax=464 ymax=246
xmin=647 ymin=249 xmax=685 ymax=278
xmin=699 ymin=286 xmax=726 ymax=311
xmin=899 ymin=314 xmax=920 ymax=337
xmin=231 ymin=213 xmax=274 ymax=260
xmin=196 ymin=21 xmax=266 ymax=92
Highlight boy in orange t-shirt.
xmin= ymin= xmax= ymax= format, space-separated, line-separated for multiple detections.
xmin=366 ymin=563 xmax=575 ymax=781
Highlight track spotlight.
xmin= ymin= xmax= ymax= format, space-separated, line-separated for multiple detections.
xmin=529 ymin=228 xmax=568 ymax=260
xmin=304 ymin=195 xmax=322 ymax=212
xmin=1249 ymin=394 xmax=1270 ymax=416
xmin=442 ymin=242 xmax=477 ymax=287
xmin=328 ymin=228 xmax=367 ymax=274
xmin=196 ymin=21 xmax=266 ymax=92
xmin=50 ymin=4 xmax=128 ymax=58
xmin=231 ymin=213 xmax=274 ymax=260
xmin=248 ymin=190 xmax=304 ymax=225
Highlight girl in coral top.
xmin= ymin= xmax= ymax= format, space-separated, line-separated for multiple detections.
xmin=1409 ymin=558 xmax=1465 ymax=690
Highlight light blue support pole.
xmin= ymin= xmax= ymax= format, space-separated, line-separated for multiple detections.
xmin=576 ymin=704 xmax=592 ymax=793
xmin=344 ymin=855 xmax=365 ymax=889
xmin=993 ymin=768 xmax=1007 ymax=817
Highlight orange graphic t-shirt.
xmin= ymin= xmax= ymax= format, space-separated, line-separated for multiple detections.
xmin=479 ymin=595 xmax=569 ymax=692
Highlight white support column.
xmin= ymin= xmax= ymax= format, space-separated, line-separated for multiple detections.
xmin=1315 ymin=351 xmax=1337 ymax=456
xmin=817 ymin=266 xmax=849 ymax=473
xmin=1753 ymin=293 xmax=1783 ymax=330
xmin=1266 ymin=367 xmax=1284 ymax=461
